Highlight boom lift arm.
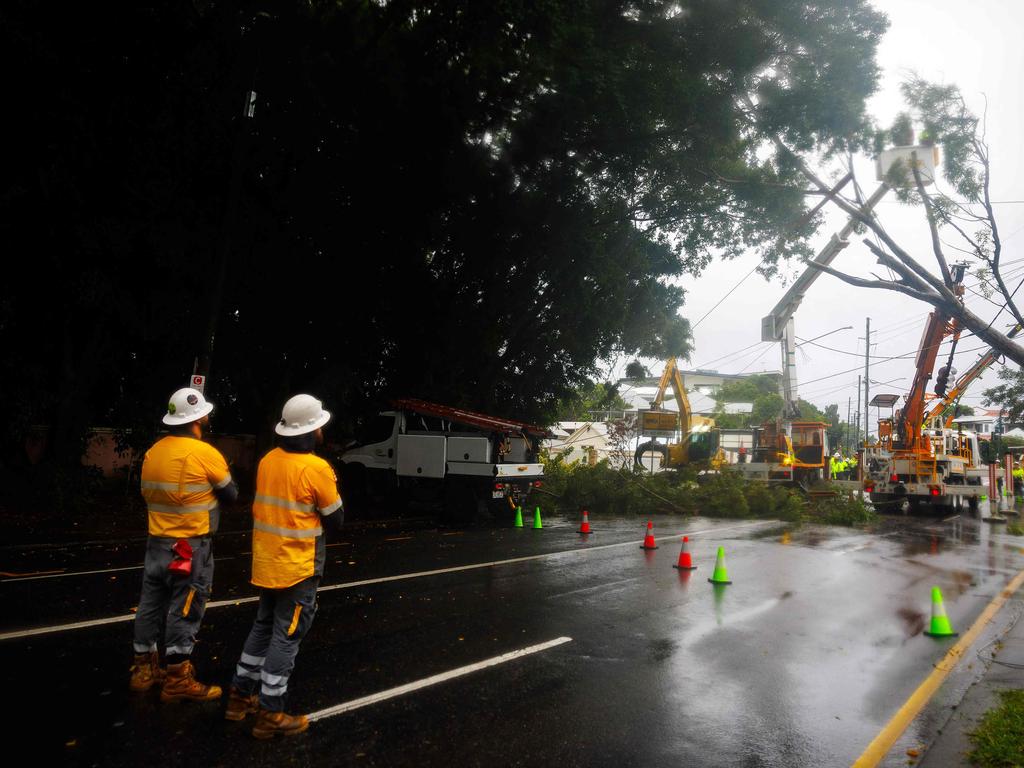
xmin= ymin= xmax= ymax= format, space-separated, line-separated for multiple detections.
xmin=761 ymin=184 xmax=890 ymax=418
xmin=895 ymin=311 xmax=959 ymax=450
xmin=894 ymin=266 xmax=967 ymax=450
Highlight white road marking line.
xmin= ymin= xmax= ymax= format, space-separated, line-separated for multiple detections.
xmin=0 ymin=521 xmax=772 ymax=641
xmin=306 ymin=636 xmax=573 ymax=722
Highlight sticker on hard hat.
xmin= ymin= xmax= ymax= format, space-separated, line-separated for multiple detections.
xmin=187 ymin=394 xmax=199 ymax=406
xmin=168 ymin=403 xmax=176 ymax=414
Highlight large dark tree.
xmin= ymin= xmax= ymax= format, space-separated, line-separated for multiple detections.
xmin=0 ymin=0 xmax=887 ymax=480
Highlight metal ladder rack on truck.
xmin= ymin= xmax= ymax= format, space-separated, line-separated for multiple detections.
xmin=336 ymin=398 xmax=552 ymax=523
xmin=861 ymin=264 xmax=986 ymax=514
xmin=633 ymin=357 xmax=724 ymax=472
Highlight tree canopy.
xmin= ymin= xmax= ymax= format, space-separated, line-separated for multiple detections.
xmin=1 ymin=0 xmax=888 ymax=473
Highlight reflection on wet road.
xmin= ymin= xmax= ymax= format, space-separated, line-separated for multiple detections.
xmin=1 ymin=513 xmax=1023 ymax=767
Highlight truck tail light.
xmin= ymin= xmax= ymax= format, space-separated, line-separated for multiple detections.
xmin=930 ymin=488 xmax=940 ymax=496
xmin=494 ymin=483 xmax=504 ymax=491
xmin=532 ymin=480 xmax=543 ymax=488
xmin=864 ymin=484 xmax=874 ymax=493
xmin=890 ymin=474 xmax=899 ymax=483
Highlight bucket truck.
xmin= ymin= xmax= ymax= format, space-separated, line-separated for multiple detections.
xmin=861 ymin=266 xmax=988 ymax=513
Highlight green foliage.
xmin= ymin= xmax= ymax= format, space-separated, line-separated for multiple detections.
xmin=984 ymin=366 xmax=1024 ymax=424
xmin=540 ymin=456 xmax=805 ymax=523
xmin=900 ymin=76 xmax=985 ymax=202
xmin=713 ymin=374 xmax=780 ymax=427
xmin=540 ymin=453 xmax=697 ymax=517
xmin=967 ymin=689 xmax=1024 ymax=768
xmin=979 ymin=436 xmax=1024 ymax=465
xmin=743 ymin=480 xmax=806 ymax=523
xmin=695 ymin=472 xmax=750 ymax=518
xmin=553 ymin=381 xmax=629 ymax=421
xmin=1 ymin=1 xmax=890 ymax=472
xmin=808 ymin=492 xmax=877 ymax=526
xmin=625 ymin=361 xmax=650 ymax=381
xmin=715 ymin=374 xmax=780 ymax=403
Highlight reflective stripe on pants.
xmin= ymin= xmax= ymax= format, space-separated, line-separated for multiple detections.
xmin=230 ymin=576 xmax=319 ymax=712
xmin=133 ymin=536 xmax=214 ymax=656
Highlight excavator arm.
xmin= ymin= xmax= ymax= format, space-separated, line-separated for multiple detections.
xmin=649 ymin=358 xmax=693 ymax=433
xmin=636 ymin=357 xmax=721 ymax=470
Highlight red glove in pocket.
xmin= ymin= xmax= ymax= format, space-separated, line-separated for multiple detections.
xmin=168 ymin=539 xmax=193 ymax=577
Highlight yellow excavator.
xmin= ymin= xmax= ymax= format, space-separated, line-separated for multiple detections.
xmin=633 ymin=358 xmax=724 ymax=470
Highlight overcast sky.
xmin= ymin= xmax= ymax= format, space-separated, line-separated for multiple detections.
xmin=612 ymin=0 xmax=1024 ymax=426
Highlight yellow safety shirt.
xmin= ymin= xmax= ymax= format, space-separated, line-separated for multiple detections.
xmin=140 ymin=436 xmax=232 ymax=538
xmin=251 ymin=447 xmax=343 ymax=589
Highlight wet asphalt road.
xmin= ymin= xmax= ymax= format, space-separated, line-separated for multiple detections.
xmin=2 ymin=510 xmax=1024 ymax=768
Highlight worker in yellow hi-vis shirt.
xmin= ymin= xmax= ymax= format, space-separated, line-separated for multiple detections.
xmin=131 ymin=387 xmax=238 ymax=701
xmin=225 ymin=394 xmax=344 ymax=739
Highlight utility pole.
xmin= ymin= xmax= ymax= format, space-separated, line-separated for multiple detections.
xmin=846 ymin=396 xmax=852 ymax=453
xmin=196 ymin=22 xmax=263 ymax=393
xmin=863 ymin=318 xmax=871 ymax=445
xmin=856 ymin=374 xmax=862 ymax=449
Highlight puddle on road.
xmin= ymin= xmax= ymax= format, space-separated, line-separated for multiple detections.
xmin=895 ymin=605 xmax=925 ymax=638
xmin=749 ymin=524 xmax=795 ymax=541
xmin=647 ymin=637 xmax=677 ymax=663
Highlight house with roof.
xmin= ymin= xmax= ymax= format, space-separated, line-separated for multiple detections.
xmin=951 ymin=409 xmax=1011 ymax=441
xmin=546 ymin=421 xmax=617 ymax=466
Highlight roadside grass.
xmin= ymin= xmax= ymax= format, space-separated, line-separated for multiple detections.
xmin=966 ymin=688 xmax=1024 ymax=767
xmin=1006 ymin=521 xmax=1024 ymax=536
xmin=539 ymin=454 xmax=866 ymax=527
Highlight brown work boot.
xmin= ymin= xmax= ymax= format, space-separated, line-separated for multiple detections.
xmin=129 ymin=651 xmax=165 ymax=692
xmin=224 ymin=687 xmax=259 ymax=721
xmin=160 ymin=660 xmax=222 ymax=703
xmin=251 ymin=708 xmax=310 ymax=739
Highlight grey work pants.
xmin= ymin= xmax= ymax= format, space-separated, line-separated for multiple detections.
xmin=231 ymin=576 xmax=319 ymax=712
xmin=133 ymin=536 xmax=214 ymax=657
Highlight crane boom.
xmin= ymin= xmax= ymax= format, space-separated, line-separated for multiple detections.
xmin=761 ymin=183 xmax=890 ymax=417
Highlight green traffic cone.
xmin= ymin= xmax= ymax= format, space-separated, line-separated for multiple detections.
xmin=532 ymin=506 xmax=543 ymax=529
xmin=923 ymin=586 xmax=957 ymax=637
xmin=707 ymin=546 xmax=732 ymax=585
xmin=514 ymin=506 xmax=523 ymax=528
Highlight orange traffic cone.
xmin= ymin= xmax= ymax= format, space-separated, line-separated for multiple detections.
xmin=673 ymin=536 xmax=697 ymax=570
xmin=578 ymin=510 xmax=593 ymax=534
xmin=640 ymin=520 xmax=658 ymax=550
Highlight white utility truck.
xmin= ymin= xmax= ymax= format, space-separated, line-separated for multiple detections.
xmin=336 ymin=398 xmax=550 ymax=523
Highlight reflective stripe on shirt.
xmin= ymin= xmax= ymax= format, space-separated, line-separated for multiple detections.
xmin=254 ymin=519 xmax=323 ymax=539
xmin=254 ymin=493 xmax=315 ymax=513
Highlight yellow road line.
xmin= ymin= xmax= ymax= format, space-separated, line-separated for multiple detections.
xmin=852 ymin=567 xmax=1024 ymax=767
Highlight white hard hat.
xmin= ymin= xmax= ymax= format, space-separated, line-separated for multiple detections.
xmin=275 ymin=394 xmax=331 ymax=436
xmin=163 ymin=387 xmax=214 ymax=426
